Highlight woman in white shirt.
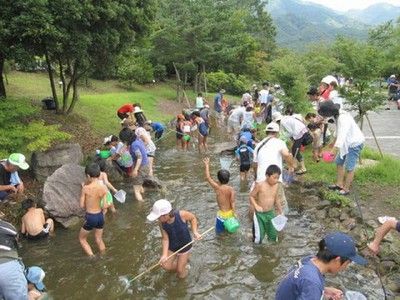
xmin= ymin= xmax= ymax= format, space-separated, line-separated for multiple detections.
xmin=318 ymin=101 xmax=365 ymax=195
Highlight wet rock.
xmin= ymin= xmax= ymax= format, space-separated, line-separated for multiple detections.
xmin=339 ymin=211 xmax=349 ymax=222
xmin=315 ymin=209 xmax=327 ymax=220
xmin=366 ymin=220 xmax=378 ymax=230
xmin=306 ymin=195 xmax=320 ymax=204
xmin=386 ymin=277 xmax=400 ymax=293
xmin=143 ymin=177 xmax=164 ymax=190
xmin=98 ymin=158 xmax=125 ymax=183
xmin=213 ymin=142 xmax=237 ymax=155
xmin=42 ymin=164 xmax=86 ymax=228
xmin=379 ymin=260 xmax=398 ymax=275
xmin=342 ymin=218 xmax=357 ymax=231
xmin=328 ymin=207 xmax=341 ymax=219
xmin=31 ymin=143 xmax=84 ymax=182
xmin=317 ymin=200 xmax=331 ymax=210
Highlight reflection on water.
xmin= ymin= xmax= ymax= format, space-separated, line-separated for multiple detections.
xmin=19 ymin=129 xmax=384 ymax=299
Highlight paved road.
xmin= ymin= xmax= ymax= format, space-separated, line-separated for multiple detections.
xmin=361 ymin=102 xmax=399 ymax=157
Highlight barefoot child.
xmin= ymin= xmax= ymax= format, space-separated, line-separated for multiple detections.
xmin=192 ymin=111 xmax=209 ymax=153
xmin=203 ymin=157 xmax=236 ymax=234
xmin=79 ymin=163 xmax=107 ymax=257
xmin=147 ymin=199 xmax=201 ymax=279
xmin=368 ymin=217 xmax=399 ymax=255
xmin=21 ymin=199 xmax=54 ymax=240
xmin=97 ymin=160 xmax=117 ymax=214
xmin=235 ymin=137 xmax=254 ymax=181
xmin=250 ymin=164 xmax=283 ymax=243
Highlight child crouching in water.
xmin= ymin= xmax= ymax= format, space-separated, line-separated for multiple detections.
xmin=203 ymin=157 xmax=236 ymax=234
xmin=79 ymin=163 xmax=108 ymax=257
xmin=250 ymin=164 xmax=283 ymax=243
xmin=97 ymin=160 xmax=117 ymax=214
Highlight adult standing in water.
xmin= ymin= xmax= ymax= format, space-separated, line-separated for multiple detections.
xmin=214 ymin=89 xmax=225 ymax=125
xmin=147 ymin=199 xmax=201 ymax=279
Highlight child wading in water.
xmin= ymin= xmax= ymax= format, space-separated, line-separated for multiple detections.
xmin=192 ymin=111 xmax=209 ymax=153
xmin=79 ymin=163 xmax=107 ymax=257
xmin=203 ymin=157 xmax=236 ymax=234
xmin=147 ymin=199 xmax=201 ymax=279
xmin=21 ymin=199 xmax=55 ymax=240
xmin=250 ymin=164 xmax=283 ymax=243
xmin=235 ymin=137 xmax=254 ymax=181
xmin=97 ymin=160 xmax=117 ymax=215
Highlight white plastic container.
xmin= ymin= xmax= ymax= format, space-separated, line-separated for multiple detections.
xmin=114 ymin=190 xmax=127 ymax=203
xmin=271 ymin=215 xmax=288 ymax=231
xmin=345 ymin=291 xmax=367 ymax=300
xmin=219 ymin=157 xmax=233 ymax=170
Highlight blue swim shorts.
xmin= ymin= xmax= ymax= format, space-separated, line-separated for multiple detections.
xmin=335 ymin=144 xmax=363 ymax=172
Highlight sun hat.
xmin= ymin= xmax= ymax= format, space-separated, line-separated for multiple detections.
xmin=321 ymin=75 xmax=338 ymax=86
xmin=265 ymin=122 xmax=280 ymax=133
xmin=272 ymin=112 xmax=283 ymax=122
xmin=26 ymin=266 xmax=46 ymax=291
xmin=307 ymin=86 xmax=319 ymax=96
xmin=324 ymin=232 xmax=367 ymax=265
xmin=390 ymin=74 xmax=396 ymax=78
xmin=103 ymin=135 xmax=113 ymax=145
xmin=147 ymin=199 xmax=172 ymax=222
xmin=219 ymin=89 xmax=226 ymax=94
xmin=8 ymin=153 xmax=29 ymax=170
xmin=134 ymin=106 xmax=143 ymax=113
xmin=317 ymin=100 xmax=340 ymax=118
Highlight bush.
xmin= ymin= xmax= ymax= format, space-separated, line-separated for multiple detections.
xmin=117 ymin=51 xmax=154 ymax=87
xmin=0 ymin=99 xmax=71 ymax=158
xmin=153 ymin=64 xmax=167 ymax=81
xmin=206 ymin=71 xmax=249 ymax=95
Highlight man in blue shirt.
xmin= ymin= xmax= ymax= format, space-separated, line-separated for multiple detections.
xmin=147 ymin=120 xmax=165 ymax=140
xmin=119 ymin=128 xmax=149 ymax=201
xmin=275 ymin=232 xmax=367 ymax=300
xmin=214 ymin=89 xmax=225 ymax=113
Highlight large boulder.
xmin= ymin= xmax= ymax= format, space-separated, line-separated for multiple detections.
xmin=31 ymin=143 xmax=84 ymax=182
xmin=43 ymin=164 xmax=86 ymax=228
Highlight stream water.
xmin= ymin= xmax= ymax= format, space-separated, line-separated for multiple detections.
xmin=19 ymin=126 xmax=385 ymax=299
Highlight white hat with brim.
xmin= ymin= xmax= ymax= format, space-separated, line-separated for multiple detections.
xmin=219 ymin=89 xmax=226 ymax=94
xmin=321 ymin=75 xmax=338 ymax=86
xmin=265 ymin=122 xmax=280 ymax=133
xmin=272 ymin=112 xmax=283 ymax=122
xmin=147 ymin=199 xmax=172 ymax=222
xmin=134 ymin=107 xmax=143 ymax=113
xmin=390 ymin=74 xmax=396 ymax=78
xmin=8 ymin=153 xmax=29 ymax=170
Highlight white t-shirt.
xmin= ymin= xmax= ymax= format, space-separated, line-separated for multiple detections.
xmin=259 ymin=89 xmax=269 ymax=104
xmin=253 ymin=137 xmax=288 ymax=182
xmin=228 ymin=107 xmax=245 ymax=123
xmin=115 ymin=142 xmax=133 ymax=168
xmin=280 ymin=116 xmax=308 ymax=140
xmin=334 ymin=111 xmax=365 ymax=158
xmin=195 ymin=97 xmax=204 ymax=109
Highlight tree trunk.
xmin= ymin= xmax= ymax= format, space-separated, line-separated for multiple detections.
xmin=172 ymin=62 xmax=182 ymax=103
xmin=67 ymin=78 xmax=79 ymax=114
xmin=44 ymin=48 xmax=59 ymax=112
xmin=0 ymin=54 xmax=6 ymax=98
xmin=202 ymin=64 xmax=207 ymax=96
xmin=365 ymin=113 xmax=384 ymax=158
xmin=194 ymin=72 xmax=199 ymax=94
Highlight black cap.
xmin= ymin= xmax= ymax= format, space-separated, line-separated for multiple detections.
xmin=318 ymin=101 xmax=340 ymax=118
xmin=307 ymin=86 xmax=319 ymax=96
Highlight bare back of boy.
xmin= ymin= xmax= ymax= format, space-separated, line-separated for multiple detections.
xmin=215 ymin=185 xmax=235 ymax=212
xmin=22 ymin=208 xmax=46 ymax=236
xmin=250 ymin=181 xmax=281 ymax=214
xmin=82 ymin=181 xmax=107 ymax=213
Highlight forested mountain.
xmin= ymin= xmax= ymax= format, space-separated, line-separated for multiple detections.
xmin=267 ymin=0 xmax=369 ymax=49
xmin=346 ymin=3 xmax=400 ymax=25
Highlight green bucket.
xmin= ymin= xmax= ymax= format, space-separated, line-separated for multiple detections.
xmin=183 ymin=134 xmax=191 ymax=142
xmin=99 ymin=150 xmax=111 ymax=159
xmin=223 ymin=217 xmax=240 ymax=233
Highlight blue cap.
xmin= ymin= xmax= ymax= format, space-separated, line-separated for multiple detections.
xmin=324 ymin=232 xmax=367 ymax=265
xmin=26 ymin=266 xmax=46 ymax=291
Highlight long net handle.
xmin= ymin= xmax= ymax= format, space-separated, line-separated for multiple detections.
xmin=130 ymin=226 xmax=214 ymax=282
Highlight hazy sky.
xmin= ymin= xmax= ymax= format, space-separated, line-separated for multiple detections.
xmin=305 ymin=0 xmax=400 ymax=12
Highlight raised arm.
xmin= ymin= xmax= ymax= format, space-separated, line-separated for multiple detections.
xmin=180 ymin=210 xmax=201 ymax=240
xmin=203 ymin=157 xmax=219 ymax=190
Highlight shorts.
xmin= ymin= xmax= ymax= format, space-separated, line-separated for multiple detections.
xmin=240 ymin=163 xmax=251 ymax=172
xmin=215 ymin=210 xmax=235 ymax=234
xmin=132 ymin=165 xmax=150 ymax=186
xmin=147 ymin=152 xmax=155 ymax=158
xmin=198 ymin=123 xmax=208 ymax=137
xmin=100 ymin=191 xmax=114 ymax=208
xmin=82 ymin=212 xmax=104 ymax=231
xmin=176 ymin=132 xmax=183 ymax=140
xmin=0 ymin=191 xmax=9 ymax=201
xmin=396 ymin=221 xmax=400 ymax=232
xmin=253 ymin=210 xmax=277 ymax=243
xmin=335 ymin=144 xmax=363 ymax=171
xmin=26 ymin=223 xmax=50 ymax=240
xmin=120 ymin=165 xmax=132 ymax=176
xmin=0 ymin=260 xmax=28 ymax=300
xmin=170 ymin=243 xmax=193 ymax=254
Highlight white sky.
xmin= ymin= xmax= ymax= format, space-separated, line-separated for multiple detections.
xmin=305 ymin=0 xmax=400 ymax=12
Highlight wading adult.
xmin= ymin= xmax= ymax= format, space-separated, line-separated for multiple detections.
xmin=0 ymin=154 xmax=29 ymax=201
xmin=147 ymin=199 xmax=201 ymax=279
xmin=214 ymin=89 xmax=225 ymax=125
xmin=119 ymin=128 xmax=149 ymax=201
xmin=318 ymin=101 xmax=365 ymax=195
xmin=0 ymin=219 xmax=28 ymax=299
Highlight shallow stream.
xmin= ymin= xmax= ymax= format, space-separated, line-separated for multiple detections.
xmin=19 ymin=127 xmax=385 ymax=299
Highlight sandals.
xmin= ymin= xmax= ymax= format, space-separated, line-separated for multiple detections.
xmin=328 ymin=184 xmax=342 ymax=190
xmin=338 ymin=189 xmax=350 ymax=196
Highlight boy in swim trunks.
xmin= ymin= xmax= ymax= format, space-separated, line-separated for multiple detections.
xmin=147 ymin=199 xmax=201 ymax=279
xmin=203 ymin=157 xmax=236 ymax=234
xmin=79 ymin=163 xmax=108 ymax=257
xmin=250 ymin=164 xmax=283 ymax=243
xmin=21 ymin=199 xmax=54 ymax=240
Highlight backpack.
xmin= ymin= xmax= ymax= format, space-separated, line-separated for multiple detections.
xmin=0 ymin=220 xmax=18 ymax=251
xmin=239 ymin=145 xmax=251 ymax=165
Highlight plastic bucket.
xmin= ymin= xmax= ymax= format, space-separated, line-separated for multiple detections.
xmin=114 ymin=190 xmax=126 ymax=203
xmin=220 ymin=157 xmax=233 ymax=170
xmin=224 ymin=217 xmax=240 ymax=233
xmin=99 ymin=150 xmax=111 ymax=159
xmin=322 ymin=151 xmax=335 ymax=163
xmin=345 ymin=291 xmax=367 ymax=300
xmin=271 ymin=215 xmax=288 ymax=231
